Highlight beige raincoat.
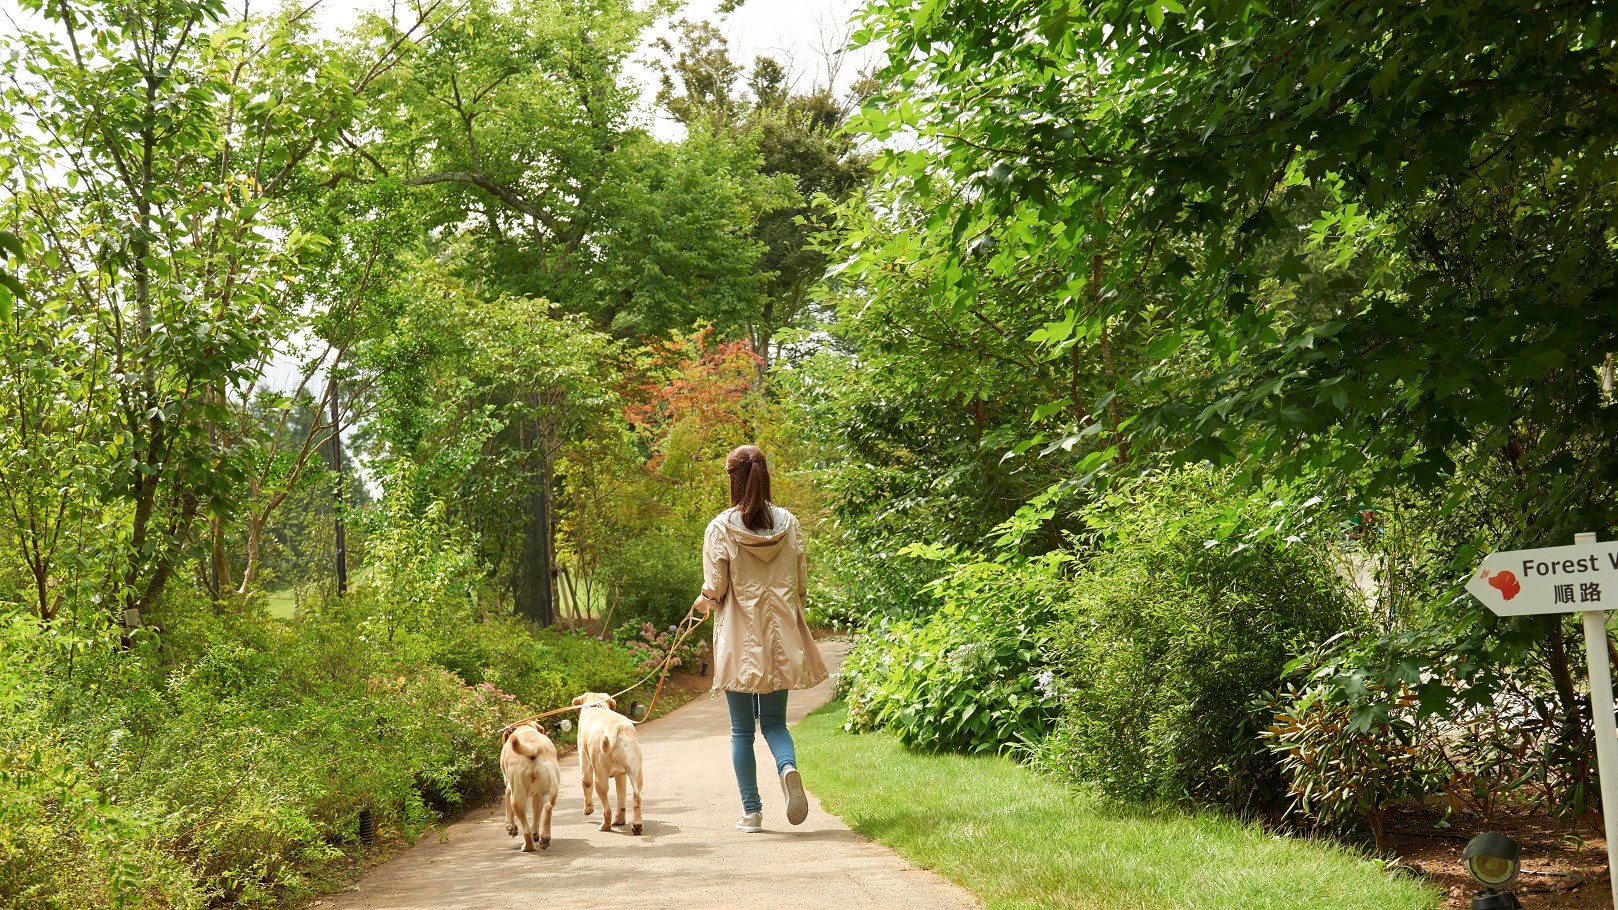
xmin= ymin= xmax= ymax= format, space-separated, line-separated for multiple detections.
xmin=702 ymin=505 xmax=828 ymax=694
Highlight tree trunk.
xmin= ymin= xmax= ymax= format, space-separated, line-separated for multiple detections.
xmin=543 ymin=448 xmax=558 ymax=618
xmin=236 ymin=515 xmax=264 ymax=595
xmin=514 ymin=445 xmax=555 ymax=627
xmin=752 ymin=300 xmax=774 ymax=390
xmin=1545 ymin=616 xmax=1585 ymax=739
xmin=210 ymin=516 xmax=234 ymax=600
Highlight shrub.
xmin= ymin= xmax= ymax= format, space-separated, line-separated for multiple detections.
xmin=595 ymin=531 xmax=702 ymax=632
xmin=838 ymin=552 xmax=1068 ymax=753
xmin=0 ymin=613 xmax=201 ymax=910
xmin=806 ymin=537 xmax=950 ymax=629
xmin=0 ymin=571 xmax=645 ymax=909
xmin=491 ymin=627 xmax=646 ymax=713
xmin=1263 ymin=641 xmax=1565 ymax=845
xmin=613 ymin=620 xmax=710 ymax=673
xmin=1029 ymin=468 xmax=1362 ymax=814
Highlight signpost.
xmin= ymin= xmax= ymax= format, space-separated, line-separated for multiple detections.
xmin=1468 ymin=532 xmax=1618 ymax=909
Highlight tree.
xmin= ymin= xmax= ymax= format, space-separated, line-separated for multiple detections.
xmin=583 ymin=126 xmax=796 ymax=340
xmin=360 ymin=263 xmax=621 ymax=625
xmin=340 ymin=0 xmax=656 ymax=305
xmin=0 ymin=0 xmax=453 ymax=617
xmin=844 ymin=0 xmax=1618 ymax=807
xmin=850 ymin=0 xmax=1618 ymax=535
xmin=656 ymin=19 xmax=875 ymax=374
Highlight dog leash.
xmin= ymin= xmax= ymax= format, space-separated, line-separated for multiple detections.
xmin=499 ymin=604 xmax=708 ymax=736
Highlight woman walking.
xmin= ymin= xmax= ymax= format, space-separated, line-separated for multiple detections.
xmin=693 ymin=444 xmax=828 ymax=832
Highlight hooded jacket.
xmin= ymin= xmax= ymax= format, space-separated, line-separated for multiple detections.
xmin=702 ymin=505 xmax=828 ymax=694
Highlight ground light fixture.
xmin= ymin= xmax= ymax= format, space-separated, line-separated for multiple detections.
xmin=1462 ymin=832 xmax=1521 ymax=910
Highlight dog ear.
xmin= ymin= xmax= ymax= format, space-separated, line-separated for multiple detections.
xmin=571 ymin=694 xmax=586 ymax=707
xmin=607 ymin=696 xmax=617 ymax=712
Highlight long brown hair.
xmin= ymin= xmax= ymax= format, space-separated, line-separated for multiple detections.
xmin=725 ymin=445 xmax=772 ymax=531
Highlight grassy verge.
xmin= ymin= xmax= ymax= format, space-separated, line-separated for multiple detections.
xmin=795 ymin=702 xmax=1439 ymax=910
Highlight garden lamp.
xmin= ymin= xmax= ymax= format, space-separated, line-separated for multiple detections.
xmin=1462 ymin=832 xmax=1521 ymax=910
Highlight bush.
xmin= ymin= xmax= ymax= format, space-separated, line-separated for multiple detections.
xmin=805 ymin=538 xmax=948 ymax=630
xmin=0 ymin=613 xmax=200 ymax=910
xmin=837 ymin=551 xmax=1068 ymax=753
xmin=493 ymin=627 xmax=646 ymax=713
xmin=1028 ymin=468 xmax=1362 ymax=814
xmin=613 ymin=620 xmax=710 ymax=673
xmin=1263 ymin=641 xmax=1566 ymax=845
xmin=0 ymin=560 xmax=646 ymax=910
xmin=595 ymin=531 xmax=702 ymax=632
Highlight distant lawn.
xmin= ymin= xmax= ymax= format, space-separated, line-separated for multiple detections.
xmin=264 ymin=589 xmax=297 ymax=619
xmin=795 ymin=703 xmax=1438 ymax=910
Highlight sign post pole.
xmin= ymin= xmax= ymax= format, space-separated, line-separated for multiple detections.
xmin=1572 ymin=531 xmax=1618 ymax=910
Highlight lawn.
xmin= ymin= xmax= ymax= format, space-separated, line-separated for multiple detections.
xmin=795 ymin=703 xmax=1440 ymax=910
xmin=265 ymin=589 xmax=297 ymax=619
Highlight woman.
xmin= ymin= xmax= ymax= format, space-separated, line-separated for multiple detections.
xmin=693 ymin=444 xmax=828 ymax=833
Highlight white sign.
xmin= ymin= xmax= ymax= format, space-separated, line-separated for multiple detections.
xmin=1465 ymin=539 xmax=1618 ymax=616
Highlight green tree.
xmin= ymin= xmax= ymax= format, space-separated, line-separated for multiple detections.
xmin=851 ymin=0 xmax=1618 ymax=536
xmin=0 ymin=0 xmax=448 ymax=616
xmin=656 ymin=19 xmax=875 ymax=373
xmin=584 ymin=125 xmax=796 ymax=340
xmin=361 ymin=263 xmax=621 ymax=624
xmin=843 ymin=0 xmax=1618 ymax=808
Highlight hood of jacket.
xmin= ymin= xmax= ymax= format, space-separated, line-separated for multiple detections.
xmin=718 ymin=506 xmax=791 ymax=564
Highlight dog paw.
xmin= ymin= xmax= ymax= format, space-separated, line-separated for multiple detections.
xmin=632 ymin=824 xmax=642 ymax=836
xmin=584 ymin=805 xmax=594 ymax=815
xmin=505 ymin=823 xmax=518 ymax=837
xmin=599 ymin=821 xmax=613 ymax=832
xmin=521 ymin=843 xmax=535 ymax=853
xmin=539 ymin=837 xmax=550 ymax=850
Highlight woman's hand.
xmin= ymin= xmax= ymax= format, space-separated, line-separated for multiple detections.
xmin=692 ymin=594 xmax=717 ymax=615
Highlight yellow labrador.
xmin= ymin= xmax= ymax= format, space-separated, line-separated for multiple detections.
xmin=500 ymin=722 xmax=560 ymax=852
xmin=572 ymin=692 xmax=644 ymax=834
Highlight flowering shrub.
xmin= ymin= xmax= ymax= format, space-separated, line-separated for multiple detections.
xmin=614 ymin=620 xmax=709 ymax=673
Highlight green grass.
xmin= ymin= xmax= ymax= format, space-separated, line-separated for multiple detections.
xmin=264 ymin=590 xmax=297 ymax=619
xmin=795 ymin=703 xmax=1439 ymax=910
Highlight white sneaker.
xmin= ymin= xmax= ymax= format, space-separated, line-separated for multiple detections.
xmin=781 ymin=765 xmax=808 ymax=825
xmin=735 ymin=811 xmax=763 ymax=833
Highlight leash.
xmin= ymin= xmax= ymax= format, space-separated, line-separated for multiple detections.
xmin=499 ymin=604 xmax=708 ymax=736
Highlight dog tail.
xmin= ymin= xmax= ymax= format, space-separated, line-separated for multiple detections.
xmin=511 ymin=729 xmax=538 ymax=758
xmin=601 ymin=729 xmax=615 ymax=754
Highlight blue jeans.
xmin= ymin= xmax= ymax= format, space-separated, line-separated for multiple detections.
xmin=725 ymin=689 xmax=797 ymax=814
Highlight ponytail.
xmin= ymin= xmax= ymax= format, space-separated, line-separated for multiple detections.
xmin=725 ymin=445 xmax=773 ymax=531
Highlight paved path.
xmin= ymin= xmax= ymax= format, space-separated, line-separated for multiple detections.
xmin=321 ymin=642 xmax=979 ymax=910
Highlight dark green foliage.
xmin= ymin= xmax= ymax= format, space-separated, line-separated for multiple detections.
xmin=1031 ymin=470 xmax=1361 ymax=813
xmin=596 ymin=532 xmax=703 ymax=633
